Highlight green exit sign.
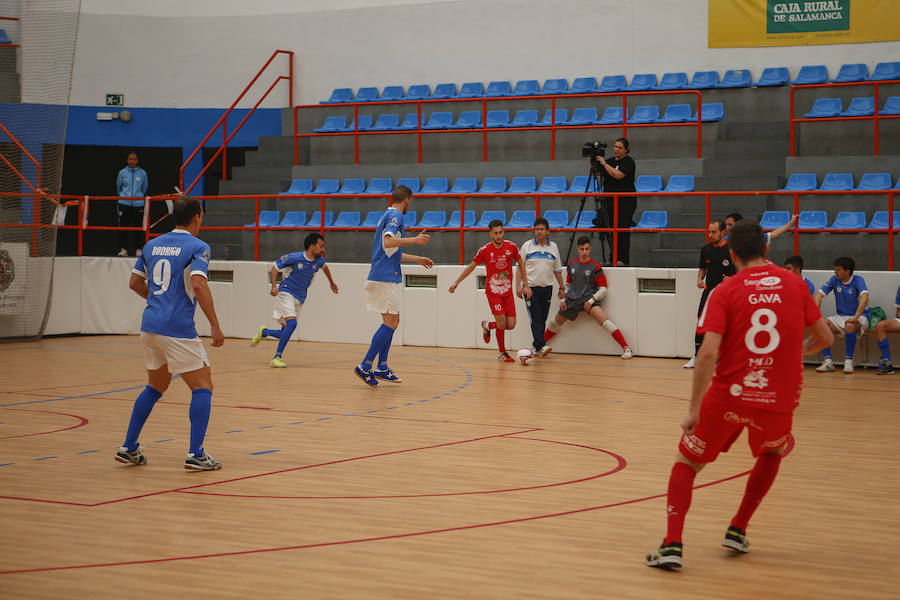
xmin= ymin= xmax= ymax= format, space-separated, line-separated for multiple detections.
xmin=105 ymin=94 xmax=124 ymax=106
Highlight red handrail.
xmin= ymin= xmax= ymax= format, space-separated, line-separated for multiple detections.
xmin=0 ymin=119 xmax=43 ymax=255
xmin=179 ymin=49 xmax=293 ymax=195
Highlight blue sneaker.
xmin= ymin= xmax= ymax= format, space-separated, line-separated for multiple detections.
xmin=373 ymin=367 xmax=402 ymax=383
xmin=354 ymin=365 xmax=379 ymax=387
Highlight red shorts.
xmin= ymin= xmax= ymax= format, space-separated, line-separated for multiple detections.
xmin=678 ymin=400 xmax=793 ymax=464
xmin=486 ymin=292 xmax=516 ymax=317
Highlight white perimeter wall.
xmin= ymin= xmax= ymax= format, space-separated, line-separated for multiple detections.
xmin=60 ymin=0 xmax=900 ymax=107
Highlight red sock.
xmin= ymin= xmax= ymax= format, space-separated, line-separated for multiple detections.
xmin=731 ymin=452 xmax=782 ymax=531
xmin=611 ymin=329 xmax=628 ymax=350
xmin=496 ymin=329 xmax=506 ymax=353
xmin=544 ymin=329 xmax=556 ymax=341
xmin=488 ymin=322 xmax=498 ymax=330
xmin=665 ymin=462 xmax=697 ymax=545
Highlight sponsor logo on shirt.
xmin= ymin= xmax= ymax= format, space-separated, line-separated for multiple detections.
xmin=742 ymin=369 xmax=770 ymax=389
xmin=760 ymin=435 xmax=788 ymax=449
xmin=730 ymin=383 xmax=743 ymax=396
xmin=724 ymin=411 xmax=762 ymax=430
xmin=682 ymin=434 xmax=707 ymax=455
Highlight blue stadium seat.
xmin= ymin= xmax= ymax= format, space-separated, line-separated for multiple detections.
xmin=458 ymin=82 xmax=485 ymax=98
xmin=717 ymin=69 xmax=751 ymax=88
xmin=692 ymin=102 xmax=725 ymax=122
xmin=569 ymin=77 xmax=598 ymax=94
xmin=537 ymin=176 xmax=567 ymax=193
xmin=634 ymin=210 xmax=668 ymax=228
xmin=449 ymin=111 xmax=483 ymax=129
xmin=364 ymin=178 xmax=393 ymax=194
xmin=281 ymin=179 xmax=314 ymax=195
xmin=333 ymin=211 xmax=361 ymax=227
xmin=313 ymin=116 xmax=348 ymax=133
xmin=477 ymin=178 xmax=507 ymax=194
xmin=628 ymin=105 xmax=660 ymax=124
xmin=565 ymin=107 xmax=599 ymax=125
xmin=819 ymin=173 xmax=854 ymax=191
xmin=512 ymin=80 xmax=540 ymax=96
xmin=354 ymin=115 xmax=375 ymax=131
xmin=423 ymin=112 xmax=454 ymax=130
xmin=781 ymin=173 xmax=817 ymax=191
xmin=421 ymin=177 xmax=449 ymax=194
xmin=657 ymin=72 xmax=688 ymax=90
xmin=658 ymin=104 xmax=692 ymax=123
xmin=508 ymin=177 xmax=537 ymax=193
xmin=688 ymin=71 xmax=719 ymax=89
xmin=537 ymin=109 xmax=568 ymax=126
xmin=635 ymin=175 xmax=663 ymax=193
xmin=362 ymin=211 xmax=385 ymax=227
xmin=395 ymin=178 xmax=421 ymax=193
xmin=486 ymin=110 xmax=511 ymax=127
xmin=380 ymin=86 xmax=404 ymax=101
xmin=0 ymin=29 xmax=11 ymax=44
xmin=759 ymin=211 xmax=791 ymax=230
xmin=277 ymin=211 xmax=307 ymax=228
xmin=307 ymin=211 xmax=334 ymax=228
xmin=543 ymin=210 xmax=570 ymax=229
xmin=539 ymin=78 xmax=569 ymax=95
xmin=404 ymin=85 xmax=431 ymax=100
xmin=804 ymin=98 xmax=842 ymax=118
xmin=449 ymin=178 xmax=478 ymax=194
xmin=354 ymin=87 xmax=378 ymax=102
xmin=430 ymin=83 xmax=458 ymax=99
xmin=447 ymin=210 xmax=476 ymax=228
xmin=627 ymin=73 xmax=657 ymax=91
xmin=371 ymin=113 xmax=400 ymax=130
xmin=507 ymin=210 xmax=536 ymax=228
xmin=831 ymin=63 xmax=868 ymax=83
xmin=791 ymin=65 xmax=828 ymax=85
xmin=868 ymin=211 xmax=900 ymax=229
xmin=485 ymin=81 xmax=512 ymax=97
xmin=664 ymin=175 xmax=694 ymax=192
xmin=321 ymin=88 xmax=352 ymax=104
xmin=571 ymin=210 xmax=598 ymax=229
xmin=881 ymin=96 xmax=900 ymax=115
xmin=568 ymin=175 xmax=599 ymax=193
xmin=244 ymin=210 xmax=280 ymax=228
xmin=869 ymin=61 xmax=900 ymax=81
xmin=507 ymin=109 xmax=539 ymax=127
xmin=404 ymin=211 xmax=417 ymax=228
xmin=798 ymin=211 xmax=828 ymax=229
xmin=417 ymin=211 xmax=447 ymax=228
xmin=475 ymin=210 xmax=507 ymax=228
xmin=597 ymin=106 xmax=624 ymax=124
xmin=337 ymin=178 xmax=366 ymax=194
xmin=856 ymin=172 xmax=892 ymax=190
xmin=312 ymin=179 xmax=340 ymax=194
xmin=840 ymin=97 xmax=875 ymax=117
xmin=598 ymin=75 xmax=627 ymax=92
xmin=753 ymin=67 xmax=790 ymax=87
xmin=828 ymin=212 xmax=867 ymax=230
xmin=397 ymin=113 xmax=426 ymax=130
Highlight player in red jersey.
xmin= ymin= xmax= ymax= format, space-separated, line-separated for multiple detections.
xmin=449 ymin=219 xmax=530 ymax=361
xmin=646 ymin=220 xmax=832 ymax=570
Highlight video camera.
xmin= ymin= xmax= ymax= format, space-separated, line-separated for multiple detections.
xmin=581 ymin=140 xmax=607 ymax=160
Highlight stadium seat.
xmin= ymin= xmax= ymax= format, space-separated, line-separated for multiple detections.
xmin=354 ymin=115 xmax=375 ymax=131
xmin=485 ymin=81 xmax=512 ymax=97
xmin=628 ymin=105 xmax=660 ymax=124
xmin=380 ymin=86 xmax=404 ymax=101
xmin=798 ymin=211 xmax=828 ymax=229
xmin=819 ymin=173 xmax=854 ymax=191
xmin=692 ymin=102 xmax=725 ymax=122
xmin=475 ymin=210 xmax=507 ymax=228
xmin=840 ymin=97 xmax=875 ymax=117
xmin=664 ymin=175 xmax=694 ymax=192
xmin=244 ymin=210 xmax=280 ymax=228
xmin=364 ymin=178 xmax=393 ymax=194
xmin=597 ymin=106 xmax=624 ymax=124
xmin=657 ymin=72 xmax=688 ymax=90
xmin=277 ymin=211 xmax=307 ymax=228
xmin=321 ymin=88 xmax=352 ymax=104
xmin=627 ymin=73 xmax=657 ymax=91
xmin=687 ymin=71 xmax=720 ymax=89
xmin=568 ymin=175 xmax=599 ymax=193
xmin=449 ymin=111 xmax=483 ymax=129
xmin=507 ymin=210 xmax=536 ymax=228
xmin=354 ymin=87 xmax=378 ymax=102
xmin=508 ymin=177 xmax=537 ymax=193
xmin=281 ymin=179 xmax=314 ymax=195
xmin=476 ymin=178 xmax=507 ymax=194
xmin=791 ymin=65 xmax=828 ymax=85
xmin=421 ymin=177 xmax=449 ymax=194
xmin=717 ymin=69 xmax=751 ymax=88
xmin=543 ymin=210 xmax=570 ymax=229
xmin=362 ymin=211 xmax=386 ymax=227
xmin=312 ymin=179 xmax=340 ymax=194
xmin=313 ymin=116 xmax=348 ymax=133
xmin=868 ymin=211 xmax=900 ymax=229
xmin=831 ymin=63 xmax=868 ymax=83
xmin=423 ymin=112 xmax=454 ymax=130
xmin=781 ymin=173 xmax=817 ymax=191
xmin=333 ymin=211 xmax=361 ymax=227
xmin=759 ymin=211 xmax=791 ymax=230
xmin=539 ymin=78 xmax=569 ymax=95
xmin=635 ymin=175 xmax=663 ymax=193
xmin=569 ymin=77 xmax=598 ymax=94
xmin=565 ymin=107 xmax=599 ymax=125
xmin=804 ymin=98 xmax=842 ymax=118
xmin=395 ymin=178 xmax=421 ymax=193
xmin=447 ymin=210 xmax=476 ymax=228
xmin=458 ymin=82 xmax=485 ymax=98
xmin=753 ymin=67 xmax=790 ymax=87
xmin=658 ymin=104 xmax=692 ymax=123
xmin=337 ymin=178 xmax=366 ymax=194
xmin=537 ymin=176 xmax=568 ymax=193
xmin=417 ymin=211 xmax=447 ymax=228
xmin=404 ymin=211 xmax=417 ymax=228
xmin=868 ymin=61 xmax=900 ymax=81
xmin=571 ymin=210 xmax=598 ymax=229
xmin=634 ymin=210 xmax=668 ymax=228
xmin=486 ymin=110 xmax=511 ymax=127
xmin=881 ymin=96 xmax=900 ymax=115
xmin=397 ymin=113 xmax=426 ymax=130
xmin=404 ymin=85 xmax=431 ymax=100
xmin=0 ymin=29 xmax=11 ymax=44
xmin=512 ymin=80 xmax=540 ymax=96
xmin=449 ymin=178 xmax=478 ymax=194
xmin=371 ymin=113 xmax=400 ymax=130
xmin=828 ymin=212 xmax=867 ymax=230
xmin=856 ymin=172 xmax=892 ymax=190
xmin=537 ymin=109 xmax=568 ymax=126
xmin=598 ymin=75 xmax=627 ymax=92
xmin=430 ymin=83 xmax=458 ymax=99
xmin=507 ymin=109 xmax=539 ymax=127
xmin=307 ymin=211 xmax=335 ymax=228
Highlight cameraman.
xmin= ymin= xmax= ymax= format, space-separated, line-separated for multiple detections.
xmin=592 ymin=137 xmax=636 ymax=266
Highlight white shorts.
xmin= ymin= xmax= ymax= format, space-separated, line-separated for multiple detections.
xmin=827 ymin=314 xmax=869 ymax=334
xmin=140 ymin=331 xmax=209 ymax=374
xmin=364 ymin=280 xmax=402 ymax=314
xmin=272 ymin=291 xmax=303 ymax=325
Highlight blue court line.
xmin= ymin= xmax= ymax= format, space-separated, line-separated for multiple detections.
xmin=317 ymin=417 xmax=331 ymax=421
xmin=34 ymin=456 xmax=57 ymax=461
xmin=77 ymin=450 xmax=98 ymax=454
xmin=257 ymin=425 xmax=274 ymax=429
xmin=249 ymin=449 xmax=280 ymax=456
xmin=225 ymin=430 xmax=243 ymax=433
xmin=288 ymin=421 xmax=304 ymax=424
xmin=0 ymin=374 xmax=181 ymax=408
xmin=0 ymin=463 xmax=14 ymax=467
xmin=154 ymin=438 xmax=175 ymax=443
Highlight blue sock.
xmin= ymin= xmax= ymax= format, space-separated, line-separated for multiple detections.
xmin=377 ymin=327 xmax=396 ymax=370
xmin=845 ymin=332 xmax=857 ymax=359
xmin=823 ymin=347 xmax=832 ymax=359
xmin=275 ymin=319 xmax=297 ymax=358
xmin=123 ymin=385 xmax=162 ymax=451
xmin=878 ymin=339 xmax=892 ymax=362
xmin=189 ymin=388 xmax=212 ymax=456
xmin=362 ymin=324 xmax=393 ymax=371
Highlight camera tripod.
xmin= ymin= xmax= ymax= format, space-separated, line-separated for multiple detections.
xmin=565 ymin=163 xmax=612 ymax=265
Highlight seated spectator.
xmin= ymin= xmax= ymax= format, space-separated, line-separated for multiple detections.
xmin=783 ymin=255 xmax=815 ymax=295
xmin=813 ymin=256 xmax=870 ymax=373
xmin=874 ymin=284 xmax=900 ymax=375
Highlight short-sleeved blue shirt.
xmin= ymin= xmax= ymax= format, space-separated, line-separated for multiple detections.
xmin=366 ymin=207 xmax=404 ymax=283
xmin=133 ymin=229 xmax=210 ymax=338
xmin=804 ymin=277 xmax=815 ymax=296
xmin=275 ymin=251 xmax=326 ymax=302
xmin=819 ymin=274 xmax=871 ymax=319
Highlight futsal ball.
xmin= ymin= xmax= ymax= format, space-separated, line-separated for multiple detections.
xmin=517 ymin=348 xmax=534 ymax=365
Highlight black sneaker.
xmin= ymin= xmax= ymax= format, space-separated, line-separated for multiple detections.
xmin=645 ymin=540 xmax=683 ymax=569
xmin=115 ymin=445 xmax=146 ymax=466
xmin=877 ymin=361 xmax=896 ymax=375
xmin=722 ymin=526 xmax=749 ymax=553
xmin=185 ymin=451 xmax=222 ymax=471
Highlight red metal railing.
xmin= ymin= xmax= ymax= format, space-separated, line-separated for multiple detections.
xmin=790 ymin=79 xmax=900 ymax=156
xmin=0 ymin=119 xmax=43 ymax=255
xmin=179 ymin=49 xmax=293 ymax=195
xmin=293 ymin=89 xmax=704 ymax=166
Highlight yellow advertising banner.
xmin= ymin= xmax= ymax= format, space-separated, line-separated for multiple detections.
xmin=709 ymin=0 xmax=900 ymax=47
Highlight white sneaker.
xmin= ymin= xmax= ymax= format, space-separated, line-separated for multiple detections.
xmin=537 ymin=345 xmax=552 ymax=358
xmin=843 ymin=358 xmax=854 ymax=374
xmin=621 ymin=347 xmax=633 ymax=360
xmin=683 ymin=356 xmax=696 ymax=369
xmin=116 ymin=248 xmax=128 ymax=257
xmin=816 ymin=359 xmax=835 ymax=372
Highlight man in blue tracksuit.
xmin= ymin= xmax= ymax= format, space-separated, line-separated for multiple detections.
xmin=116 ymin=151 xmax=149 ymax=257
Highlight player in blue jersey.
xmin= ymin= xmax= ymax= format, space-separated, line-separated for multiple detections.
xmin=354 ymin=185 xmax=433 ymax=386
xmin=783 ymin=255 xmax=815 ymax=296
xmin=814 ymin=256 xmax=870 ymax=374
xmin=114 ymin=196 xmax=224 ymax=471
xmin=250 ymin=232 xmax=339 ymax=368
xmin=874 ymin=284 xmax=900 ymax=375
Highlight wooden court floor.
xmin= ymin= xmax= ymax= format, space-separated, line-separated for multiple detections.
xmin=1 ymin=335 xmax=898 ymax=599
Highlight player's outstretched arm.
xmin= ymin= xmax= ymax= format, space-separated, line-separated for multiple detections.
xmin=448 ymin=261 xmax=478 ymax=293
xmin=384 ymin=230 xmax=431 ymax=249
xmin=129 ymin=273 xmax=149 ymax=300
xmin=192 ymin=274 xmax=224 ymax=347
xmin=803 ymin=317 xmax=834 ymax=355
xmin=685 ymin=332 xmax=721 ymax=434
xmin=769 ymin=213 xmax=798 ymax=242
xmin=322 ymin=265 xmax=339 ymax=294
xmin=401 ymin=254 xmax=433 ymax=268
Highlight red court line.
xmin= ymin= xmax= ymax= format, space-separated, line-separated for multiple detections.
xmin=0 ymin=409 xmax=89 ymax=440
